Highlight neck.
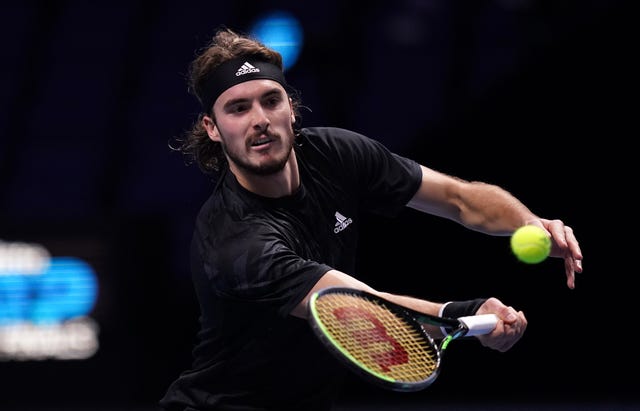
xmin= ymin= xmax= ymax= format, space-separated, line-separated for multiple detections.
xmin=231 ymin=151 xmax=300 ymax=198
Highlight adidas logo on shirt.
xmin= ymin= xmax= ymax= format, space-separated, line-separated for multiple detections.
xmin=333 ymin=211 xmax=353 ymax=233
xmin=236 ymin=62 xmax=260 ymax=76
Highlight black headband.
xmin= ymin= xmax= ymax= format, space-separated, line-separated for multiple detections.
xmin=200 ymin=55 xmax=287 ymax=112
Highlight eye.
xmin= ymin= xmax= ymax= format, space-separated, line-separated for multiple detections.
xmin=264 ymin=95 xmax=282 ymax=108
xmin=229 ymin=103 xmax=249 ymax=114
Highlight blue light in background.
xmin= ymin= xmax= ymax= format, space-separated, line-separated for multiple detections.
xmin=0 ymin=257 xmax=98 ymax=325
xmin=250 ymin=10 xmax=303 ymax=72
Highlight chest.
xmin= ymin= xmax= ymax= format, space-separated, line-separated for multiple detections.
xmin=266 ymin=185 xmax=358 ymax=267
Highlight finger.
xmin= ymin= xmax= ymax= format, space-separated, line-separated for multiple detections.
xmin=564 ymin=225 xmax=583 ymax=265
xmin=499 ymin=325 xmax=524 ymax=352
xmin=517 ymin=311 xmax=527 ymax=330
xmin=547 ymin=219 xmax=568 ymax=248
xmin=563 ymin=227 xmax=582 ymax=289
xmin=565 ymin=258 xmax=576 ymax=289
xmin=565 ymin=255 xmax=584 ymax=289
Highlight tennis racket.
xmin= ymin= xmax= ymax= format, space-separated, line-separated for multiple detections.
xmin=307 ymin=287 xmax=498 ymax=392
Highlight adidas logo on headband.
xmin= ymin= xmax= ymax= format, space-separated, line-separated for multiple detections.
xmin=236 ymin=62 xmax=260 ymax=76
xmin=201 ymin=57 xmax=286 ymax=111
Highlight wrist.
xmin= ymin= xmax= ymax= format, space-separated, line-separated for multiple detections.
xmin=439 ymin=298 xmax=488 ymax=336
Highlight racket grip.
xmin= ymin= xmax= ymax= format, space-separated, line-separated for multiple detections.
xmin=458 ymin=314 xmax=499 ymax=336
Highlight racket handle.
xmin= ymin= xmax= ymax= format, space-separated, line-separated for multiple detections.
xmin=458 ymin=314 xmax=499 ymax=336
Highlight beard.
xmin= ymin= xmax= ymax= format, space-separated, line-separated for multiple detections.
xmin=219 ymin=128 xmax=295 ymax=176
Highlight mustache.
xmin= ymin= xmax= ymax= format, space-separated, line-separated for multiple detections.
xmin=250 ymin=128 xmax=278 ymax=139
xmin=248 ymin=130 xmax=279 ymax=145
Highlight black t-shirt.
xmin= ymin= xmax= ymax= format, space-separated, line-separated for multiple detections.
xmin=160 ymin=127 xmax=422 ymax=410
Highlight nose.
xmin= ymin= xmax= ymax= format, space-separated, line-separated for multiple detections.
xmin=250 ymin=102 xmax=270 ymax=130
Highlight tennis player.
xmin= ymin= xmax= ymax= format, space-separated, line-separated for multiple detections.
xmin=159 ymin=27 xmax=583 ymax=411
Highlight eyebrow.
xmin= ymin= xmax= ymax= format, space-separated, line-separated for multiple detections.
xmin=222 ymin=87 xmax=283 ymax=109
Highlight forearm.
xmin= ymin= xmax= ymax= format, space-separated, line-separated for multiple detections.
xmin=407 ymin=166 xmax=538 ymax=236
xmin=294 ymin=270 xmax=444 ymax=319
xmin=453 ymin=181 xmax=538 ymax=235
xmin=376 ymin=292 xmax=445 ymax=337
xmin=377 ymin=291 xmax=443 ymax=317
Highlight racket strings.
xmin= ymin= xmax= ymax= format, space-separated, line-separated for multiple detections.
xmin=314 ymin=293 xmax=439 ymax=383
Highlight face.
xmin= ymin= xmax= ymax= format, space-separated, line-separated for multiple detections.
xmin=204 ymin=79 xmax=296 ymax=177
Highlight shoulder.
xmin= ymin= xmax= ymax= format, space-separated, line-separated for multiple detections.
xmin=194 ymin=195 xmax=279 ymax=255
xmin=193 ymin=175 xmax=267 ymax=239
xmin=300 ymin=126 xmax=373 ymax=143
xmin=299 ymin=127 xmax=388 ymax=155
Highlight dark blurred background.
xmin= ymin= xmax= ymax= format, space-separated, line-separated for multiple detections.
xmin=0 ymin=1 xmax=636 ymax=410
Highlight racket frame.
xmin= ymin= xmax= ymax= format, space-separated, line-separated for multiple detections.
xmin=308 ymin=287 xmax=446 ymax=392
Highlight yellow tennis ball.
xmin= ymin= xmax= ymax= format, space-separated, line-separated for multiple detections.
xmin=510 ymin=225 xmax=551 ymax=264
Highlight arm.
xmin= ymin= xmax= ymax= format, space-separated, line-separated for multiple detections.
xmin=407 ymin=165 xmax=583 ymax=288
xmin=292 ymin=269 xmax=526 ymax=352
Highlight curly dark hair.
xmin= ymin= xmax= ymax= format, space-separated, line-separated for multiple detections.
xmin=171 ymin=27 xmax=303 ymax=174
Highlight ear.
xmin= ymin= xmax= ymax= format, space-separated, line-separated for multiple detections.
xmin=203 ymin=115 xmax=221 ymax=142
xmin=289 ymin=98 xmax=296 ymax=124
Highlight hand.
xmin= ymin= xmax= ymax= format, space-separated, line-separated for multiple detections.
xmin=531 ymin=218 xmax=583 ymax=289
xmin=475 ymin=297 xmax=527 ymax=352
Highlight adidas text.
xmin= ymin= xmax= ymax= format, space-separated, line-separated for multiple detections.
xmin=334 ymin=218 xmax=353 ymax=233
xmin=236 ymin=62 xmax=260 ymax=76
xmin=236 ymin=67 xmax=259 ymax=76
xmin=334 ymin=211 xmax=352 ymax=233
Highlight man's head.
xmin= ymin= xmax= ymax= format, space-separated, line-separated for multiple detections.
xmin=202 ymin=67 xmax=297 ymax=181
xmin=189 ymin=29 xmax=286 ymax=115
xmin=174 ymin=28 xmax=302 ymax=175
